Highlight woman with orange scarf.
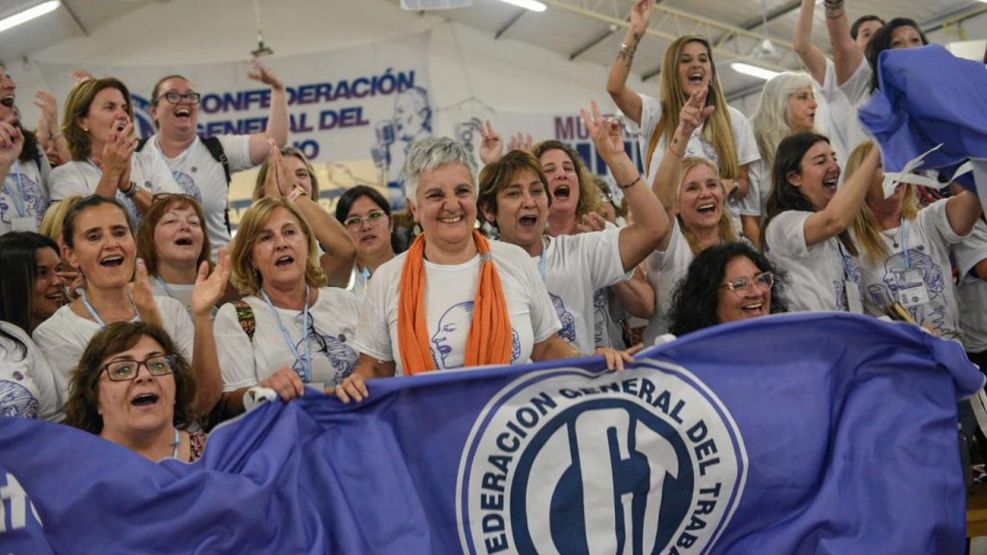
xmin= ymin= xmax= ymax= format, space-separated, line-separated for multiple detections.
xmin=336 ymin=138 xmax=634 ymax=403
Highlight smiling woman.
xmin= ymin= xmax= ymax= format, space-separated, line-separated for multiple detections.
xmin=32 ymin=195 xmax=228 ymax=421
xmin=49 ymin=78 xmax=182 ymax=222
xmin=66 ymin=322 xmax=205 ymax=463
xmin=136 ymin=195 xmax=212 ymax=314
xmin=212 ymin=197 xmax=361 ymax=417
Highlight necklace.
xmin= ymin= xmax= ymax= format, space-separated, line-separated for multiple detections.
xmin=881 ymin=227 xmax=900 ymax=249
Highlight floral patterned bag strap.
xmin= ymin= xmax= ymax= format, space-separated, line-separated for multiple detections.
xmin=232 ymin=299 xmax=255 ymax=342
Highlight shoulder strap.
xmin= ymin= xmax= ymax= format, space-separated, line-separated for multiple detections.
xmin=200 ymin=136 xmax=231 ymax=185
xmin=136 ymin=137 xmax=149 ymax=153
xmin=232 ymin=299 xmax=255 ymax=342
xmin=200 ymin=135 xmax=234 ymax=234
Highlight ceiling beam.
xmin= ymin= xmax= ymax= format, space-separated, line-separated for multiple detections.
xmin=495 ymin=9 xmax=526 ymax=39
xmin=569 ymin=27 xmax=615 ymax=61
xmin=542 ymin=0 xmax=799 ymax=79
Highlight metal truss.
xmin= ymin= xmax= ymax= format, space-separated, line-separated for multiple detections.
xmin=545 ymin=0 xmax=801 ymax=78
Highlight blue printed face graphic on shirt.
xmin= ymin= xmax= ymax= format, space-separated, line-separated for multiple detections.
xmin=432 ymin=301 xmax=474 ymax=369
xmin=1 ymin=170 xmax=48 ymax=225
xmin=881 ymin=248 xmax=949 ymax=333
xmin=0 ymin=380 xmax=39 ymax=418
xmin=549 ymin=293 xmax=576 ymax=343
xmin=292 ymin=321 xmax=359 ymax=386
xmin=172 ymin=171 xmax=202 ymax=204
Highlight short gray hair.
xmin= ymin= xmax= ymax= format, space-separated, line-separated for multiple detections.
xmin=403 ymin=137 xmax=477 ymax=205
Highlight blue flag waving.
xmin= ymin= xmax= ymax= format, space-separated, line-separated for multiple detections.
xmin=0 ymin=313 xmax=981 ymax=554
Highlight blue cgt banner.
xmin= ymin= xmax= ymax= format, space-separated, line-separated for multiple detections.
xmin=0 ymin=313 xmax=981 ymax=554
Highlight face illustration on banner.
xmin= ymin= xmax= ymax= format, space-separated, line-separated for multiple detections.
xmin=129 ymin=94 xmax=159 ymax=138
xmin=457 ymin=361 xmax=747 ymax=554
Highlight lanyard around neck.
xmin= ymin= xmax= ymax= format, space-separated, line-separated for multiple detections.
xmin=80 ymin=289 xmax=137 ymax=328
xmin=260 ymin=285 xmax=312 ymax=383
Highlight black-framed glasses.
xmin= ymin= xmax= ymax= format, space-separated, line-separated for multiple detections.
xmin=155 ymin=92 xmax=201 ymax=105
xmin=344 ymin=210 xmax=386 ymax=229
xmin=100 ymin=354 xmax=176 ymax=381
xmin=720 ymin=271 xmax=775 ymax=296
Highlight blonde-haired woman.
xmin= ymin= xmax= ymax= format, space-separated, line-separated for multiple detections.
xmin=848 ymin=141 xmax=981 ymax=338
xmin=642 ymin=89 xmax=739 ymax=344
xmin=607 ymin=0 xmax=760 ymax=240
xmin=212 ymin=197 xmax=360 ymax=416
xmin=49 ymin=77 xmax=180 ymax=221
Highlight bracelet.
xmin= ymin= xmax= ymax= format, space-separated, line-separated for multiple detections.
xmin=669 ymin=145 xmax=685 ymax=158
xmin=617 ymin=174 xmax=641 ymax=189
xmin=121 ymin=181 xmax=138 ymax=198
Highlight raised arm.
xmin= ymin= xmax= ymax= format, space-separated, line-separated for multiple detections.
xmin=581 ymin=101 xmax=667 ymax=271
xmin=606 ymin=0 xmax=654 ymax=126
xmin=794 ymin=0 xmax=829 ymax=85
xmin=652 ymin=88 xmax=714 ymax=249
xmin=187 ymin=250 xmax=231 ymax=417
xmin=803 ymin=146 xmax=879 ymax=246
xmin=246 ymin=62 xmax=289 ymax=165
xmin=823 ymin=0 xmax=863 ymax=86
xmin=262 ymin=145 xmax=356 ymax=285
xmin=945 ymin=189 xmax=983 ymax=237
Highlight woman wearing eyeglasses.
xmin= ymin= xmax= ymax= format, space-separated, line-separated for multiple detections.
xmin=334 ymin=185 xmax=396 ymax=300
xmin=66 ymin=322 xmax=205 ymax=463
xmin=143 ymin=63 xmax=288 ymax=259
xmin=50 ymin=77 xmax=181 ymax=222
xmin=32 ymin=195 xmax=229 ymax=420
xmin=213 ymin=197 xmax=360 ymax=415
xmin=136 ymin=195 xmax=213 ymax=314
xmin=668 ymin=242 xmax=788 ymax=335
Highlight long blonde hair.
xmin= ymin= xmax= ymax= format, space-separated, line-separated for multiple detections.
xmin=647 ymin=36 xmax=740 ymax=180
xmin=678 ymin=157 xmax=737 ymax=254
xmin=848 ymin=141 xmax=919 ymax=264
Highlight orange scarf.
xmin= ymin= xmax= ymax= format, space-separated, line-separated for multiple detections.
xmin=397 ymin=230 xmax=513 ymax=375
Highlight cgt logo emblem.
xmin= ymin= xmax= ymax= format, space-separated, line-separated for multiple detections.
xmin=457 ymin=360 xmax=747 ymax=554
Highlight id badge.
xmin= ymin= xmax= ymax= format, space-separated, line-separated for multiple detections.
xmin=845 ymin=280 xmax=864 ymax=313
xmin=11 ymin=217 xmax=37 ymax=232
xmin=898 ymin=283 xmax=930 ymax=308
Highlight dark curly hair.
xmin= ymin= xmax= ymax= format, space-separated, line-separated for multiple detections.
xmin=65 ymin=322 xmax=197 ymax=434
xmin=668 ymin=242 xmax=788 ymax=335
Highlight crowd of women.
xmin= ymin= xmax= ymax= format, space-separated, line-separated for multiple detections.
xmin=1 ymin=0 xmax=985 ymax=465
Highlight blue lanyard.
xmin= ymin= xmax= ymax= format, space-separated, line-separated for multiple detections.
xmin=901 ymin=219 xmax=911 ymax=270
xmin=359 ymin=266 xmax=371 ymax=286
xmin=155 ymin=277 xmax=178 ymax=300
xmin=80 ymin=290 xmax=137 ymax=329
xmin=3 ymin=161 xmax=28 ymax=218
xmin=260 ymin=285 xmax=312 ymax=383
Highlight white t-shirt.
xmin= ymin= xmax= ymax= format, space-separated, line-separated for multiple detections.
xmin=635 ymin=93 xmax=761 ymax=188
xmin=818 ymin=59 xmax=864 ymax=166
xmin=0 ymin=322 xmax=59 ymax=421
xmin=31 ymin=295 xmax=193 ymax=419
xmin=49 ymin=153 xmax=181 ymax=223
xmin=534 ymin=227 xmax=630 ymax=354
xmin=856 ymin=200 xmax=966 ymax=339
xmin=215 ymin=287 xmax=361 ymax=391
xmin=953 ymin=220 xmax=987 ymax=353
xmin=151 ymin=278 xmax=194 ymax=315
xmin=354 ymin=241 xmax=560 ymax=375
xmin=144 ymin=135 xmax=253 ymax=258
xmin=345 ymin=266 xmax=371 ymax=303
xmin=642 ymin=220 xmax=695 ymax=344
xmin=765 ymin=210 xmax=863 ymax=312
xmin=1 ymin=156 xmax=51 ymax=234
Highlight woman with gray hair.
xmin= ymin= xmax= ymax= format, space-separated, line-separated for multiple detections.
xmin=742 ymin=71 xmax=820 ymax=243
xmin=336 ymin=137 xmax=636 ymax=403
